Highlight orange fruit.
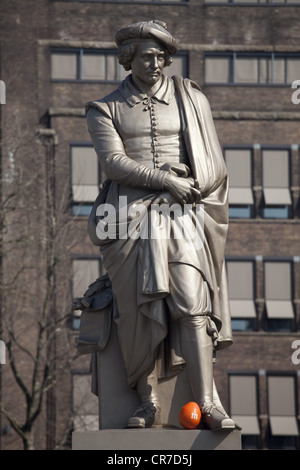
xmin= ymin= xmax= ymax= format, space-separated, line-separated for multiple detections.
xmin=179 ymin=402 xmax=201 ymax=429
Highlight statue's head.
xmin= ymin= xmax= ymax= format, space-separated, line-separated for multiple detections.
xmin=115 ymin=20 xmax=177 ymax=72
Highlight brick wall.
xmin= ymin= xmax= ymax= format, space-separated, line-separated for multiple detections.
xmin=1 ymin=0 xmax=300 ymax=450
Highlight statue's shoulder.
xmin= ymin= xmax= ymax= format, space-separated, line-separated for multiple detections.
xmin=86 ymin=87 xmax=122 ymax=115
xmin=172 ymin=75 xmax=202 ymax=94
xmin=172 ymin=75 xmax=207 ymax=101
xmin=172 ymin=75 xmax=212 ymax=114
xmin=187 ymin=77 xmax=202 ymax=92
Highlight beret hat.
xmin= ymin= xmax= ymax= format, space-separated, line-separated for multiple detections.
xmin=115 ymin=20 xmax=178 ymax=55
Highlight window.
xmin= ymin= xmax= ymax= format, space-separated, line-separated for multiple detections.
xmin=51 ymin=52 xmax=77 ymax=79
xmin=71 ymin=144 xmax=102 ymax=216
xmin=51 ymin=48 xmax=189 ymax=82
xmin=224 ymin=148 xmax=254 ymax=218
xmin=226 ymin=260 xmax=256 ymax=330
xmin=224 ymin=144 xmax=296 ymax=219
xmin=262 ymin=149 xmax=292 ymax=219
xmin=264 ymin=261 xmax=294 ymax=331
xmin=73 ymin=373 xmax=98 ymax=432
xmin=51 ymin=49 xmax=129 ymax=82
xmin=204 ymin=53 xmax=300 ymax=85
xmin=267 ymin=375 xmax=298 ymax=449
xmin=82 ymin=53 xmax=128 ymax=81
xmin=72 ymin=259 xmax=101 ymax=329
xmin=205 ymin=56 xmax=231 ymax=84
xmin=229 ymin=375 xmax=260 ymax=440
xmin=166 ymin=54 xmax=189 ymax=78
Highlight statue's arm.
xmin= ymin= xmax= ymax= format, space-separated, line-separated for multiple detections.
xmin=87 ymin=105 xmax=201 ymax=204
xmin=86 ymin=106 xmax=167 ymax=191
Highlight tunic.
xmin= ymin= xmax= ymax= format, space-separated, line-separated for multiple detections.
xmin=86 ymin=74 xmax=233 ymax=388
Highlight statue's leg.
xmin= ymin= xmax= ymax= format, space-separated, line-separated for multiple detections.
xmin=180 ymin=315 xmax=214 ymax=407
xmin=168 ymin=262 xmax=235 ymax=431
xmin=213 ymin=378 xmax=228 ymax=414
xmin=179 ymin=316 xmax=235 ymax=431
xmin=213 ymin=379 xmax=242 ymax=430
xmin=127 ymin=361 xmax=160 ymax=428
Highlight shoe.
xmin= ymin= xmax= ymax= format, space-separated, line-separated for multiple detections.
xmin=213 ymin=402 xmax=242 ymax=431
xmin=127 ymin=402 xmax=158 ymax=428
xmin=212 ymin=381 xmax=242 ymax=431
xmin=201 ymin=404 xmax=236 ymax=431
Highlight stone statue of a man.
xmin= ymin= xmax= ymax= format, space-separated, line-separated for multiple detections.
xmin=86 ymin=20 xmax=237 ymax=431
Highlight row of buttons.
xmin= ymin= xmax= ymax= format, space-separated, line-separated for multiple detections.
xmin=143 ymin=97 xmax=161 ymax=169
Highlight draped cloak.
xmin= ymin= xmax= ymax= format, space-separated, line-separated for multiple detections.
xmin=86 ymin=75 xmax=233 ymax=388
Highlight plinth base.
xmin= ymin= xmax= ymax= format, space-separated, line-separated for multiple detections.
xmin=72 ymin=428 xmax=241 ymax=450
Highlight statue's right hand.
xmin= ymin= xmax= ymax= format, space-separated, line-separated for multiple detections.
xmin=163 ymin=174 xmax=201 ymax=205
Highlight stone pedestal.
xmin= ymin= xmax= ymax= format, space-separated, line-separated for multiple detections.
xmin=92 ymin=321 xmax=194 ymax=429
xmin=74 ymin=319 xmax=241 ymax=450
xmin=72 ymin=428 xmax=241 ymax=450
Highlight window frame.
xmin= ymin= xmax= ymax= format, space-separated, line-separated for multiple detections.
xmin=260 ymin=146 xmax=292 ymax=219
xmin=263 ymin=259 xmax=295 ymax=332
xmin=204 ymin=52 xmax=300 ymax=86
xmin=226 ymin=258 xmax=257 ymax=331
xmin=70 ymin=142 xmax=102 ymax=216
xmin=51 ymin=48 xmax=127 ymax=83
xmin=224 ymin=145 xmax=254 ymax=219
xmin=51 ymin=47 xmax=189 ymax=83
xmin=267 ymin=373 xmax=299 ymax=447
xmin=228 ymin=372 xmax=260 ymax=444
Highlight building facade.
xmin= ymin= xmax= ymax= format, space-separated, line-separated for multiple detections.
xmin=0 ymin=0 xmax=299 ymax=450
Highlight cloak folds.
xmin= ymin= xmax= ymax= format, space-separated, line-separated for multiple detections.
xmin=173 ymin=75 xmax=232 ymax=347
xmin=86 ymin=75 xmax=233 ymax=389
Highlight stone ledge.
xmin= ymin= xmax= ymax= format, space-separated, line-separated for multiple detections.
xmin=72 ymin=428 xmax=241 ymax=451
xmin=48 ymin=107 xmax=86 ymax=117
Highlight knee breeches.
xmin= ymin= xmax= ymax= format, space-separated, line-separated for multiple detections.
xmin=165 ymin=262 xmax=212 ymax=321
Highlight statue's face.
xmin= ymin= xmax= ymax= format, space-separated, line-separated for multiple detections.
xmin=130 ymin=40 xmax=166 ymax=87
